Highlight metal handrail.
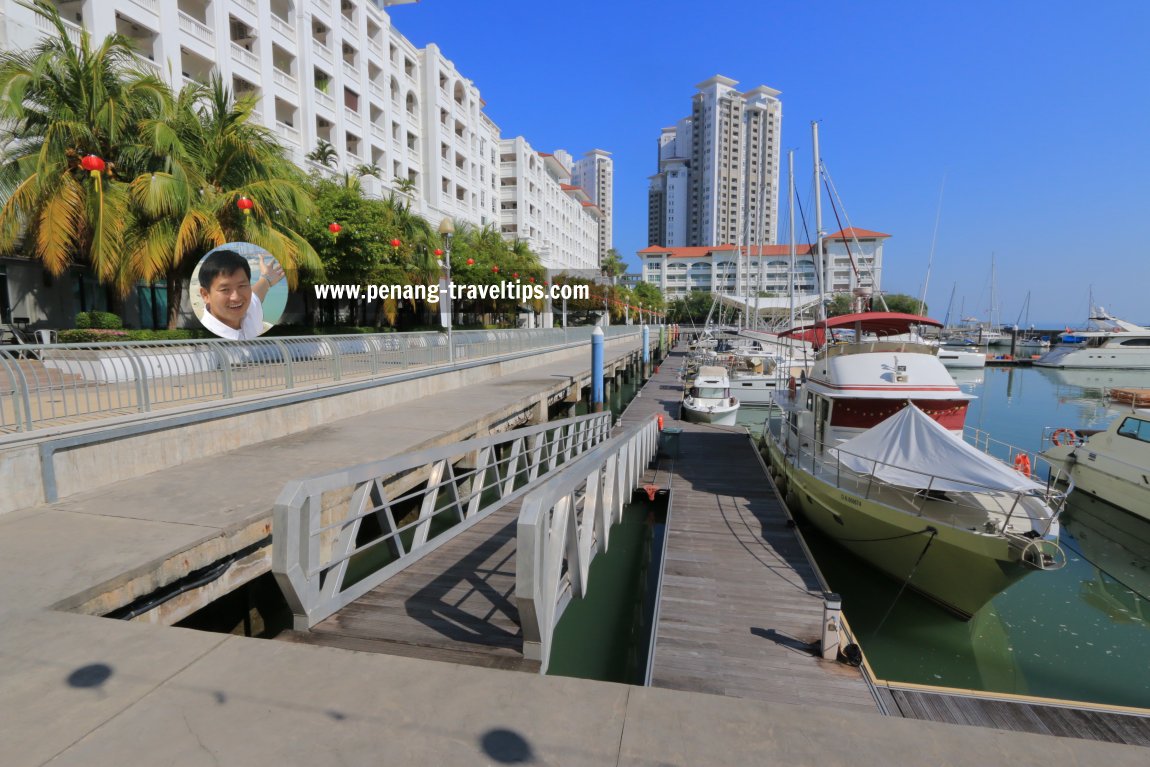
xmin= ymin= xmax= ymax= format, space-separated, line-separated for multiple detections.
xmin=0 ymin=326 xmax=644 ymax=434
xmin=516 ymin=415 xmax=660 ymax=672
xmin=272 ymin=411 xmax=614 ymax=629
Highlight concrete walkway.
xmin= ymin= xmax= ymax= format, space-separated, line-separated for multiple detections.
xmin=0 ymin=340 xmax=1146 ymax=765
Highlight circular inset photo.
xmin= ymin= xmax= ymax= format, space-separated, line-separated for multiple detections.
xmin=189 ymin=243 xmax=288 ymax=339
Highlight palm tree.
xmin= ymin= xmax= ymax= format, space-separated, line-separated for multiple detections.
xmin=391 ymin=176 xmax=417 ymax=197
xmin=129 ymin=76 xmax=321 ymax=327
xmin=0 ymin=1 xmax=172 ymax=295
xmin=306 ymin=139 xmax=338 ymax=168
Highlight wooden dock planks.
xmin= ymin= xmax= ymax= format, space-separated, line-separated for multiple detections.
xmin=299 ymin=501 xmax=540 ymax=673
xmin=624 ymin=348 xmax=879 ymax=713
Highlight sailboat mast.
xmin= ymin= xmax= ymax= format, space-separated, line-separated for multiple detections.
xmin=812 ymin=121 xmax=825 ymax=315
xmin=788 ymin=149 xmax=796 ymax=330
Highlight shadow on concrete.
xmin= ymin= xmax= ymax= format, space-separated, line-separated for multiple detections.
xmin=480 ymin=728 xmax=536 ymax=764
xmin=66 ymin=663 xmax=112 ymax=689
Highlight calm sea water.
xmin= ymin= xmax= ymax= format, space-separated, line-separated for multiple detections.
xmin=740 ymin=364 xmax=1150 ymax=709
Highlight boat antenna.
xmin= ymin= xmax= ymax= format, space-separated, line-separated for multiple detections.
xmin=821 ymin=162 xmax=888 ymax=312
xmin=918 ymin=173 xmax=946 ymax=315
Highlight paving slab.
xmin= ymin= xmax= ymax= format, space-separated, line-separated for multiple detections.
xmin=0 ymin=611 xmax=227 ymax=767
xmin=45 ymin=635 xmax=630 ymax=767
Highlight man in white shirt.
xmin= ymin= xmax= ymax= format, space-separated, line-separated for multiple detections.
xmin=197 ymin=249 xmax=284 ymax=339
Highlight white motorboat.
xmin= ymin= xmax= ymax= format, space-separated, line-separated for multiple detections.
xmin=681 ymin=365 xmax=740 ymax=425
xmin=938 ymin=347 xmax=987 ymax=369
xmin=1042 ymin=411 xmax=1150 ymax=522
xmin=762 ymin=310 xmax=1069 ymax=618
xmin=1034 ymin=308 xmax=1150 ymax=369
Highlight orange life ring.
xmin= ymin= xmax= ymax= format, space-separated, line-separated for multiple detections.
xmin=1051 ymin=428 xmax=1078 ymax=447
xmin=1013 ymin=453 xmax=1032 ymax=478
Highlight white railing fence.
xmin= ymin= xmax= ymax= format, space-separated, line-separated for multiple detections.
xmin=516 ymin=415 xmax=660 ymax=672
xmin=0 ymin=326 xmax=642 ymax=433
xmin=272 ymin=412 xmax=614 ymax=629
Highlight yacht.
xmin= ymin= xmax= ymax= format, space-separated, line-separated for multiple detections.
xmin=1034 ymin=308 xmax=1150 ymax=369
xmin=1042 ymin=410 xmax=1150 ymax=521
xmin=681 ymin=365 xmax=740 ymax=425
xmin=762 ymin=311 xmax=1069 ymax=618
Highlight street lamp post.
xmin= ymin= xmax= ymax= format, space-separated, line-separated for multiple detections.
xmin=439 ymin=217 xmax=455 ymax=364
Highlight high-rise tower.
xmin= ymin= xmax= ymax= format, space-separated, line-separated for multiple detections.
xmin=572 ymin=149 xmax=613 ymax=265
xmin=648 ymin=76 xmax=780 ymax=248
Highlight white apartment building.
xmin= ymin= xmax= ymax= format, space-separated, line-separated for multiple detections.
xmin=3 ymin=1 xmax=502 ymax=231
xmin=648 ymin=75 xmax=782 ymax=249
xmin=498 ymin=139 xmax=601 ymax=273
xmin=571 ymin=149 xmax=612 ymax=265
xmin=639 ymin=228 xmax=887 ymax=299
xmin=0 ymin=0 xmax=606 ymax=328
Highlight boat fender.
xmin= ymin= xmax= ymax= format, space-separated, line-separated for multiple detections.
xmin=787 ymin=376 xmax=797 ymax=398
xmin=1051 ymin=428 xmax=1078 ymax=447
xmin=1013 ymin=453 xmax=1032 ymax=478
xmin=657 ymin=414 xmax=664 ymax=431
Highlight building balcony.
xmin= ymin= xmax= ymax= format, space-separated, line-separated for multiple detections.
xmin=230 ymin=43 xmax=259 ymax=74
xmin=342 ymin=58 xmax=358 ymax=80
xmin=273 ymin=69 xmax=297 ymax=92
xmin=312 ymin=0 xmax=329 ymax=17
xmin=178 ymin=12 xmax=214 ymax=46
xmin=369 ymin=82 xmax=385 ymax=102
xmin=313 ymin=40 xmax=333 ymax=65
xmin=368 ymin=39 xmax=385 ymax=61
xmin=341 ymin=15 xmax=357 ymax=38
xmin=314 ymin=89 xmax=334 ymax=111
xmin=274 ymin=121 xmax=301 ymax=147
xmin=236 ymin=0 xmax=257 ymax=15
xmin=344 ymin=107 xmax=362 ymax=128
xmin=36 ymin=13 xmax=80 ymax=44
xmin=270 ymin=14 xmax=294 ymax=42
xmin=133 ymin=54 xmax=162 ymax=79
xmin=370 ymin=121 xmax=387 ymax=140
xmin=130 ymin=0 xmax=158 ymax=17
xmin=407 ymin=147 xmax=419 ymax=164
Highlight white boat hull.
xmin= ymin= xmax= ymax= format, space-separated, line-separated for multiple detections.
xmin=938 ymin=349 xmax=987 ymax=368
xmin=681 ymin=400 xmax=739 ymax=425
xmin=766 ymin=439 xmax=1046 ymax=618
xmin=1035 ymin=345 xmax=1150 ymax=369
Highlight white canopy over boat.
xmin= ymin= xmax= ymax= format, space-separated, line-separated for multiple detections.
xmin=828 ymin=405 xmax=1044 ymax=494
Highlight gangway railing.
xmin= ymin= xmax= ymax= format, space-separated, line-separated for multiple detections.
xmin=516 ymin=415 xmax=660 ymax=672
xmin=0 ymin=326 xmax=643 ymax=434
xmin=272 ymin=412 xmax=613 ymax=629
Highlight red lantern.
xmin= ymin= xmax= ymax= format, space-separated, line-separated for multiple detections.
xmin=329 ymin=222 xmax=342 ymax=234
xmin=512 ymin=272 xmax=519 ymax=279
xmin=236 ymin=196 xmax=254 ymax=215
xmin=390 ymin=238 xmax=401 ymax=248
xmin=528 ymin=277 xmax=535 ymax=283
xmin=466 ymin=258 xmax=475 ymax=266
xmin=492 ymin=265 xmax=499 ymax=273
xmin=434 ymin=248 xmax=444 ymax=257
xmin=80 ymin=154 xmax=105 ymax=177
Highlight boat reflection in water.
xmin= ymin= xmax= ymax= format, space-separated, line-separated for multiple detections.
xmin=1061 ymin=493 xmax=1150 ymax=626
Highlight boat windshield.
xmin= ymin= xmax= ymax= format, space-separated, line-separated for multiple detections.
xmin=693 ymin=387 xmax=729 ymax=399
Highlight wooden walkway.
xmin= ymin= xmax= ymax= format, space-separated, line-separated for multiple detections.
xmin=620 ymin=349 xmax=879 ymax=713
xmin=286 ymin=501 xmax=539 ymax=672
xmin=877 ymin=685 xmax=1150 ymax=746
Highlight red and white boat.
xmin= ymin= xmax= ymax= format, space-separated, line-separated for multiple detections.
xmin=762 ymin=312 xmax=1070 ymax=618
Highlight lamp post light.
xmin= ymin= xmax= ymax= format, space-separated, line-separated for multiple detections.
xmin=438 ymin=217 xmax=455 ymax=364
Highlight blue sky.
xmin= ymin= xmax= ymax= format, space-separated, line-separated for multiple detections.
xmin=390 ymin=1 xmax=1150 ymax=326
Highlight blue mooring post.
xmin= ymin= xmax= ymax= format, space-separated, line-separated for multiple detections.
xmin=642 ymin=324 xmax=650 ymax=378
xmin=592 ymin=325 xmax=605 ymax=412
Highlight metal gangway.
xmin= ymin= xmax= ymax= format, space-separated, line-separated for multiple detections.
xmin=272 ymin=411 xmax=659 ymax=672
